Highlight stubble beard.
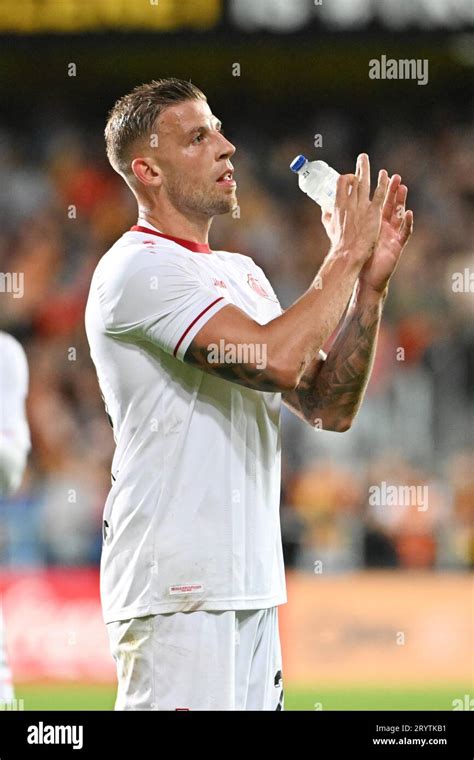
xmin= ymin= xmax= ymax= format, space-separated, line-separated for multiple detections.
xmin=165 ymin=173 xmax=236 ymax=217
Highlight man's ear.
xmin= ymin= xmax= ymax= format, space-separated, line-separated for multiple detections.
xmin=131 ymin=157 xmax=162 ymax=188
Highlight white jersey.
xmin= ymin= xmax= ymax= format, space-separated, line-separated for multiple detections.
xmin=0 ymin=332 xmax=30 ymax=496
xmin=0 ymin=332 xmax=30 ymax=703
xmin=85 ymin=219 xmax=287 ymax=624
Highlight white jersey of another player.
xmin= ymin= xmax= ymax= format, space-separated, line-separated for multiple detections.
xmin=85 ymin=219 xmax=287 ymax=624
xmin=0 ymin=332 xmax=31 ymax=702
xmin=0 ymin=333 xmax=30 ymax=494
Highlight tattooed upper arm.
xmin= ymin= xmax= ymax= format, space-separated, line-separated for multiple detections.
xmin=182 ymin=303 xmax=285 ymax=392
xmin=184 ymin=337 xmax=280 ymax=391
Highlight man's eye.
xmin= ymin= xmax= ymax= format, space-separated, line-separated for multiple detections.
xmin=193 ymin=133 xmax=204 ymax=144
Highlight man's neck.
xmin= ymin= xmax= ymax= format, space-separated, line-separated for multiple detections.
xmin=137 ymin=208 xmax=212 ymax=245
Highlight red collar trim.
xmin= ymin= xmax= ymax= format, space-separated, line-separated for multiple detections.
xmin=130 ymin=225 xmax=213 ymax=254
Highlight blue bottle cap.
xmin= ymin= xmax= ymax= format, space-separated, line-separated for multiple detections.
xmin=290 ymin=154 xmax=307 ymax=173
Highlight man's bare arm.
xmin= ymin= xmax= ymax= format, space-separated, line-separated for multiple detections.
xmin=285 ymin=162 xmax=413 ymax=431
xmin=282 ymin=284 xmax=386 ymax=431
xmin=183 ymin=244 xmax=371 ymax=394
xmin=184 ymin=161 xmax=389 ymax=393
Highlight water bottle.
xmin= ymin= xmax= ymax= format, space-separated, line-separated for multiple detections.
xmin=290 ymin=154 xmax=340 ymax=212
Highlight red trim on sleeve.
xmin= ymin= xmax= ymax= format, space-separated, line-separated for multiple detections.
xmin=130 ymin=225 xmax=213 ymax=254
xmin=173 ymin=297 xmax=225 ymax=358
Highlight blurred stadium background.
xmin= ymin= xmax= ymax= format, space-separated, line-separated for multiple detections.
xmin=0 ymin=0 xmax=472 ymax=710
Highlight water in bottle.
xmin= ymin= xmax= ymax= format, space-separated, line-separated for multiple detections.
xmin=290 ymin=155 xmax=340 ymax=212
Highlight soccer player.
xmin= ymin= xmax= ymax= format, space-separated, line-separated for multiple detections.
xmin=0 ymin=331 xmax=31 ymax=704
xmin=85 ymin=78 xmax=413 ymax=710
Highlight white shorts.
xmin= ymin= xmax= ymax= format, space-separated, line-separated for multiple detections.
xmin=107 ymin=607 xmax=284 ymax=711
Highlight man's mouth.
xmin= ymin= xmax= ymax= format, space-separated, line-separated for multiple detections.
xmin=216 ymin=170 xmax=236 ymax=186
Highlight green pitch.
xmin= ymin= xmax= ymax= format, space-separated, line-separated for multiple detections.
xmin=12 ymin=683 xmax=471 ymax=711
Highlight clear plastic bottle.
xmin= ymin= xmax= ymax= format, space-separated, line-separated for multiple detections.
xmin=290 ymin=154 xmax=340 ymax=212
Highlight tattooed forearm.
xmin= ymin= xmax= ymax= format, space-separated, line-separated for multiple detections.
xmin=184 ymin=340 xmax=280 ymax=392
xmin=284 ymin=294 xmax=385 ymax=431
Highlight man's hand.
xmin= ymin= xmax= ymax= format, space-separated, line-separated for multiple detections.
xmin=358 ymin=163 xmax=413 ymax=294
xmin=322 ymin=154 xmax=414 ymax=294
xmin=323 ymin=154 xmax=389 ymax=266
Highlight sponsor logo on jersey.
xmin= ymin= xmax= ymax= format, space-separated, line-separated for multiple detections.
xmin=169 ymin=583 xmax=204 ymax=595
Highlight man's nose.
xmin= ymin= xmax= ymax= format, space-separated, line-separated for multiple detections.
xmin=217 ymin=133 xmax=236 ymax=159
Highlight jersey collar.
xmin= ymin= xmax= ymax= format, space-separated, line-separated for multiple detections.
xmin=130 ymin=219 xmax=213 ymax=254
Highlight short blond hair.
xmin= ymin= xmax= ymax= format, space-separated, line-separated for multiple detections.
xmin=104 ymin=77 xmax=207 ymax=175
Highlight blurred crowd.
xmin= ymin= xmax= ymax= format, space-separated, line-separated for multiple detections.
xmin=0 ymin=107 xmax=472 ymax=572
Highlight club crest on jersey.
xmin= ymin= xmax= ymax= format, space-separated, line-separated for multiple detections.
xmin=247 ymin=273 xmax=271 ymax=299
